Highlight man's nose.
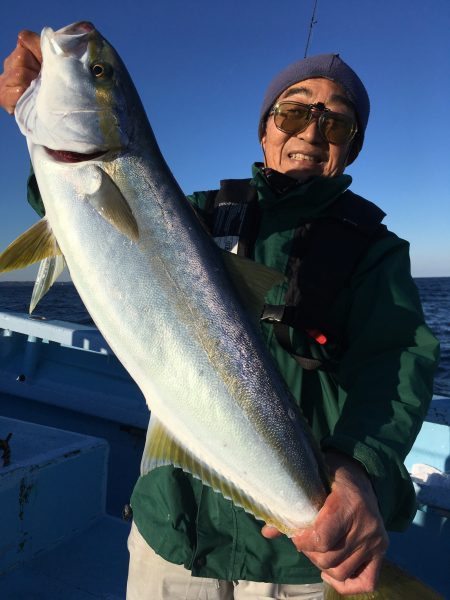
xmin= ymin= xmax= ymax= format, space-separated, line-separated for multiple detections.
xmin=296 ymin=115 xmax=323 ymax=143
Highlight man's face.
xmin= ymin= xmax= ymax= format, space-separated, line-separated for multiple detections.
xmin=261 ymin=78 xmax=357 ymax=182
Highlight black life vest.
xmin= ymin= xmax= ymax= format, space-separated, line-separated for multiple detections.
xmin=200 ymin=174 xmax=387 ymax=371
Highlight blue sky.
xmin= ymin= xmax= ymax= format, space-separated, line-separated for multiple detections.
xmin=0 ymin=0 xmax=449 ymax=281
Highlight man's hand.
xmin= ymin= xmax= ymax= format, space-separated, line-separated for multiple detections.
xmin=0 ymin=30 xmax=41 ymax=115
xmin=262 ymin=451 xmax=389 ymax=595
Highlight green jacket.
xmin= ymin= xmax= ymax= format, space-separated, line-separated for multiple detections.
xmin=28 ymin=165 xmax=439 ymax=584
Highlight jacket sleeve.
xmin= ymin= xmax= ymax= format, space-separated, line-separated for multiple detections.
xmin=186 ymin=191 xmax=206 ymax=211
xmin=321 ymin=233 xmax=440 ymax=531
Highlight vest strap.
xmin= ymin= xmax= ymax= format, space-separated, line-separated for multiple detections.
xmin=261 ymin=305 xmax=331 ymax=371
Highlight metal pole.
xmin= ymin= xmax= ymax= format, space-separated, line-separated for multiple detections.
xmin=304 ymin=0 xmax=319 ymax=58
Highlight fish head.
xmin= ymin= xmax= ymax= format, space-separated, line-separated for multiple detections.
xmin=16 ymin=21 xmax=136 ymax=160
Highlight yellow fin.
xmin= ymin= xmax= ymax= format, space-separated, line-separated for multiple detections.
xmin=29 ymin=255 xmax=67 ymax=313
xmin=142 ymin=416 xmax=292 ymax=533
xmin=88 ymin=168 xmax=139 ymax=242
xmin=323 ymin=559 xmax=444 ymax=600
xmin=220 ymin=250 xmax=285 ymax=319
xmin=0 ymin=218 xmax=61 ymax=273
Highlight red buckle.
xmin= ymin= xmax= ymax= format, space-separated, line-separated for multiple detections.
xmin=306 ymin=329 xmax=327 ymax=345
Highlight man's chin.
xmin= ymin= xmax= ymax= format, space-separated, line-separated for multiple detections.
xmin=281 ymin=168 xmax=317 ymax=183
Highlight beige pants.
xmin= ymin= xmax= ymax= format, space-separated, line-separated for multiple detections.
xmin=127 ymin=522 xmax=324 ymax=599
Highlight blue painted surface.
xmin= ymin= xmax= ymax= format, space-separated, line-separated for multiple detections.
xmin=0 ymin=416 xmax=108 ymax=576
xmin=1 ymin=392 xmax=145 ymax=517
xmin=0 ymin=311 xmax=149 ymax=516
xmin=0 ymin=516 xmax=131 ymax=599
xmin=0 ymin=312 xmax=112 ymax=353
xmin=406 ymin=413 xmax=450 ymax=474
xmin=388 ymin=507 xmax=450 ymax=597
xmin=387 ymin=408 xmax=450 ymax=598
xmin=0 ymin=312 xmax=149 ymax=429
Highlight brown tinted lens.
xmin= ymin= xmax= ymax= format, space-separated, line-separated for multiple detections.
xmin=321 ymin=113 xmax=355 ymax=144
xmin=273 ymin=103 xmax=311 ymax=134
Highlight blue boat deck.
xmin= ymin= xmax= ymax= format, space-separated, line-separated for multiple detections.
xmin=1 ymin=511 xmax=130 ymax=599
xmin=0 ymin=415 xmax=130 ymax=598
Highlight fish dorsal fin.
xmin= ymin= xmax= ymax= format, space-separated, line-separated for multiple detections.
xmin=141 ymin=416 xmax=295 ymax=535
xmin=220 ymin=250 xmax=285 ymax=320
xmin=87 ymin=167 xmax=139 ymax=242
xmin=29 ymin=255 xmax=67 ymax=313
xmin=0 ymin=218 xmax=62 ymax=273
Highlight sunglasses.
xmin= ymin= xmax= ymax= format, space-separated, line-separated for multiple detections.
xmin=270 ymin=101 xmax=358 ymax=145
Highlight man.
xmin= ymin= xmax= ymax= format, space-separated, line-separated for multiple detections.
xmin=0 ymin=33 xmax=439 ymax=600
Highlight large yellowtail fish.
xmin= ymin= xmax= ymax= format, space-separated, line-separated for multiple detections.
xmin=0 ymin=23 xmax=442 ymax=600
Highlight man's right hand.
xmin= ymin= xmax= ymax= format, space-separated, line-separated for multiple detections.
xmin=0 ymin=30 xmax=41 ymax=115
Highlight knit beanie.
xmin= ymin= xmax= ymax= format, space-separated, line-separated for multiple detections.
xmin=258 ymin=54 xmax=370 ymax=162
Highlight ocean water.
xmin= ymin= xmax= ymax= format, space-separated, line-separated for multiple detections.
xmin=0 ymin=281 xmax=93 ymax=325
xmin=0 ymin=278 xmax=448 ymax=396
xmin=414 ymin=278 xmax=449 ymax=397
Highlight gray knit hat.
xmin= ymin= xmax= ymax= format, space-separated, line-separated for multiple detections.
xmin=258 ymin=54 xmax=370 ymax=161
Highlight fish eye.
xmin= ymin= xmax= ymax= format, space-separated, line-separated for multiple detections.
xmin=90 ymin=62 xmax=112 ymax=79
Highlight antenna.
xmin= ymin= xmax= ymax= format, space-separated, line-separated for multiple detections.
xmin=304 ymin=0 xmax=319 ymax=58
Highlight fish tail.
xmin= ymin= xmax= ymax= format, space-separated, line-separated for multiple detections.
xmin=322 ymin=560 xmax=444 ymax=600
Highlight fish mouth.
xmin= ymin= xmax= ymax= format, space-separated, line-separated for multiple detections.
xmin=45 ymin=148 xmax=107 ymax=163
xmin=44 ymin=22 xmax=97 ymax=58
xmin=58 ymin=21 xmax=95 ymax=35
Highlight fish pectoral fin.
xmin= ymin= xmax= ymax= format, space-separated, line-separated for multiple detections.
xmin=220 ymin=250 xmax=286 ymax=319
xmin=0 ymin=218 xmax=62 ymax=273
xmin=29 ymin=255 xmax=67 ymax=313
xmin=142 ymin=416 xmax=289 ymax=534
xmin=87 ymin=168 xmax=139 ymax=242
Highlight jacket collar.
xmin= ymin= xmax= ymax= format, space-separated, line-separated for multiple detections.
xmin=251 ymin=163 xmax=352 ymax=217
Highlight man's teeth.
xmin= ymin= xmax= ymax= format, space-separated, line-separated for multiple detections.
xmin=289 ymin=153 xmax=319 ymax=162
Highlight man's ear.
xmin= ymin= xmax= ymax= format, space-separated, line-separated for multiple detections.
xmin=346 ymin=137 xmax=362 ymax=166
xmin=260 ymin=135 xmax=267 ymax=167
